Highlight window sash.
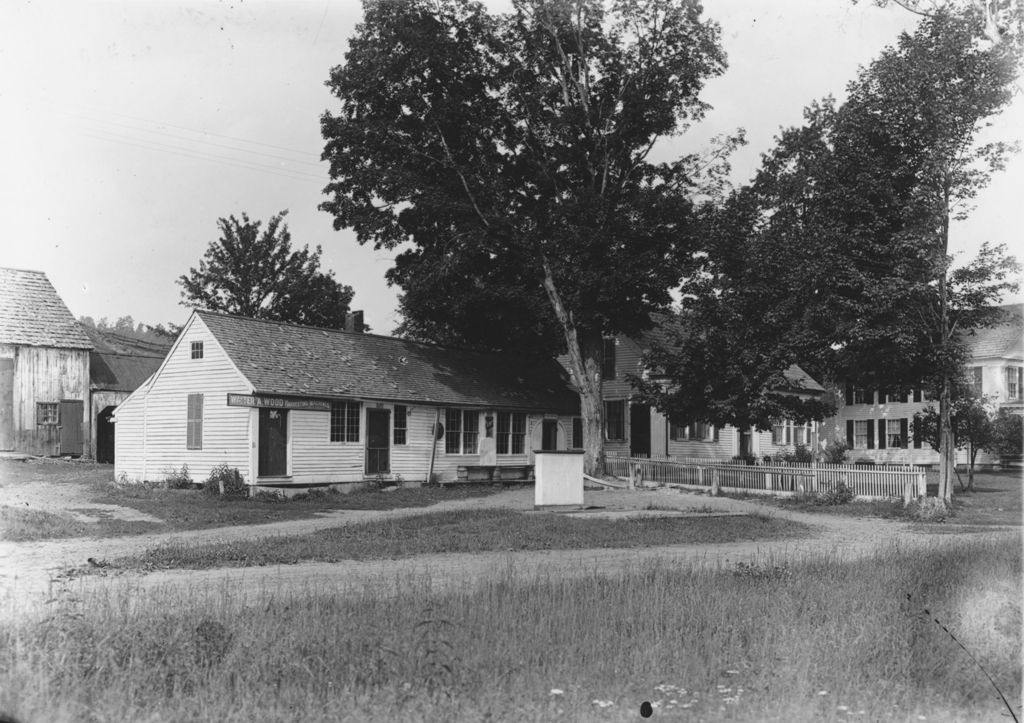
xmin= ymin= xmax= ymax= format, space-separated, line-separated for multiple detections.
xmin=446 ymin=409 xmax=480 ymax=454
xmin=393 ymin=405 xmax=407 ymax=445
xmin=854 ymin=420 xmax=869 ymax=449
xmin=330 ymin=402 xmax=360 ymax=443
xmin=37 ymin=402 xmax=58 ymax=425
xmin=186 ymin=394 xmax=203 ymax=450
xmin=886 ymin=419 xmax=902 ymax=448
xmin=190 ymin=341 xmax=204 ymax=359
xmin=605 ymin=401 xmax=625 ymax=440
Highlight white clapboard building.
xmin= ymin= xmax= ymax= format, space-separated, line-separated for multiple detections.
xmin=113 ymin=310 xmax=580 ymax=490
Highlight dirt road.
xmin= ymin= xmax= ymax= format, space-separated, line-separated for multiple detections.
xmin=4 ymin=485 xmax=1015 ymax=623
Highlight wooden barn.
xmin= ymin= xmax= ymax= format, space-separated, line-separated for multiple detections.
xmin=85 ymin=327 xmax=170 ymax=464
xmin=0 ymin=267 xmax=92 ymax=456
xmin=113 ymin=310 xmax=580 ymax=489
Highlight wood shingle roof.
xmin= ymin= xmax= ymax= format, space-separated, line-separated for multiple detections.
xmin=0 ymin=267 xmax=92 ymax=349
xmin=197 ymin=311 xmax=580 ymax=414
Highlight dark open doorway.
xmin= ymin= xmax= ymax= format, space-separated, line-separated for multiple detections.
xmin=541 ymin=419 xmax=559 ymax=451
xmin=96 ymin=405 xmax=117 ymax=464
xmin=258 ymin=408 xmax=288 ymax=477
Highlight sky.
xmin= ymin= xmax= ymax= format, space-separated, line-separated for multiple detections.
xmin=1 ymin=0 xmax=1021 ymax=334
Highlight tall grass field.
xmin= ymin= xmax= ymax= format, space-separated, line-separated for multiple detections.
xmin=1 ymin=536 xmax=1019 ymax=722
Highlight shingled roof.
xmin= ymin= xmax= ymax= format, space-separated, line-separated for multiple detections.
xmin=0 ymin=267 xmax=92 ymax=349
xmin=197 ymin=311 xmax=580 ymax=414
xmin=966 ymin=304 xmax=1023 ymax=360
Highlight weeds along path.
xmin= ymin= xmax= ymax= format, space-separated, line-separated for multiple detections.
xmin=1 ymin=486 xmax=1018 ymax=622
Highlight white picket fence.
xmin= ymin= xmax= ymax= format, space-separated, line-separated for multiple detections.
xmin=606 ymin=454 xmax=928 ymax=500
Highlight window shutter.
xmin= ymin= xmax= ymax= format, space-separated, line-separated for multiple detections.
xmin=877 ymin=419 xmax=886 ymax=449
xmin=866 ymin=419 xmax=875 ymax=449
xmin=913 ymin=388 xmax=922 ymax=403
xmin=845 ymin=382 xmax=854 ymax=406
xmin=867 ymin=388 xmax=875 ymax=405
xmin=900 ymin=418 xmax=908 ymax=449
xmin=913 ymin=418 xmax=922 ymax=449
xmin=713 ymin=426 xmax=719 ymax=442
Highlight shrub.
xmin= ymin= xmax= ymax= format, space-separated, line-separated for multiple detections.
xmin=204 ymin=464 xmax=246 ymax=497
xmin=817 ymin=480 xmax=855 ymax=505
xmin=820 ymin=441 xmax=849 ymax=464
xmin=787 ymin=444 xmax=813 ymax=464
xmin=163 ymin=465 xmax=193 ymax=489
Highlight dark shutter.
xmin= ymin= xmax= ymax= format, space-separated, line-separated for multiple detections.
xmin=913 ymin=418 xmax=922 ymax=448
xmin=846 ymin=420 xmax=854 ymax=447
xmin=713 ymin=426 xmax=719 ymax=442
xmin=913 ymin=388 xmax=922 ymax=403
xmin=900 ymin=418 xmax=909 ymax=449
xmin=866 ymin=419 xmax=875 ymax=449
xmin=877 ymin=419 xmax=886 ymax=449
xmin=602 ymin=338 xmax=616 ymax=380
xmin=845 ymin=382 xmax=854 ymax=406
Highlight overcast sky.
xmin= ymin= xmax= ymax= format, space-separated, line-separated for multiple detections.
xmin=1 ymin=0 xmax=1021 ymax=333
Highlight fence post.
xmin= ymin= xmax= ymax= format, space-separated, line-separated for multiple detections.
xmin=711 ymin=468 xmax=720 ymax=496
xmin=917 ymin=470 xmax=926 ymax=499
xmin=698 ymin=466 xmax=704 ymax=487
xmin=812 ymin=461 xmax=818 ymax=494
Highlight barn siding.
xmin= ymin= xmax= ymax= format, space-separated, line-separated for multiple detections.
xmin=124 ymin=316 xmax=254 ymax=483
xmin=0 ymin=344 xmax=90 ymax=457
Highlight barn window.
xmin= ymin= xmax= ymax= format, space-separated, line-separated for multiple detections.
xmin=393 ymin=405 xmax=407 ymax=445
xmin=496 ymin=412 xmax=526 ymax=455
xmin=37 ymin=402 xmax=59 ymax=425
xmin=330 ymin=401 xmax=360 ymax=442
xmin=186 ymin=394 xmax=203 ymax=449
xmin=190 ymin=341 xmax=204 ymax=359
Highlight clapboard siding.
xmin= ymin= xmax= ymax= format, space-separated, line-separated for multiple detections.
xmin=290 ymin=407 xmax=364 ymax=483
xmin=0 ymin=344 xmax=90 ymax=456
xmin=129 ymin=316 xmax=253 ymax=483
xmin=113 ymin=385 xmax=147 ymax=480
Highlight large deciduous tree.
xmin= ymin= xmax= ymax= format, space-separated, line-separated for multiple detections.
xmin=320 ymin=0 xmax=729 ymax=475
xmin=179 ymin=211 xmax=355 ymax=330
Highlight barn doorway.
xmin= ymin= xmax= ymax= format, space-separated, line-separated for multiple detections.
xmin=258 ymin=408 xmax=289 ymax=477
xmin=96 ymin=405 xmax=117 ymax=464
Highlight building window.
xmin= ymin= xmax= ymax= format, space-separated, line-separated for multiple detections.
xmin=186 ymin=394 xmax=203 ymax=449
xmin=571 ymin=417 xmax=583 ymax=449
xmin=36 ymin=402 xmax=59 ymax=425
xmin=853 ymin=387 xmax=870 ymax=405
xmin=446 ymin=409 xmax=479 ymax=454
xmin=496 ymin=412 xmax=526 ymax=455
xmin=772 ymin=422 xmax=789 ymax=445
xmin=668 ymin=422 xmax=687 ymax=441
xmin=190 ymin=341 xmax=204 ymax=359
xmin=692 ymin=422 xmax=716 ymax=441
xmin=393 ymin=405 xmax=407 ymax=445
xmin=330 ymin=401 xmax=360 ymax=442
xmin=854 ymin=420 xmax=869 ymax=449
xmin=886 ymin=419 xmax=903 ymax=449
xmin=605 ymin=400 xmax=625 ymax=440
xmin=1006 ymin=366 xmax=1023 ymax=400
xmin=794 ymin=423 xmax=809 ymax=446
xmin=970 ymin=367 xmax=983 ymax=396
xmin=602 ymin=338 xmax=616 ymax=380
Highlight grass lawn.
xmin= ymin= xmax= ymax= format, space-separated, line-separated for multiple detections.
xmin=3 ymin=537 xmax=1018 ymax=723
xmin=107 ymin=508 xmax=809 ymax=571
xmin=744 ymin=470 xmax=1022 ymax=527
xmin=0 ymin=459 xmax=507 ymax=540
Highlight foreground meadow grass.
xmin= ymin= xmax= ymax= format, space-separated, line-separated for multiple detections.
xmin=1 ymin=536 xmax=1019 ymax=722
xmin=108 ymin=508 xmax=807 ymax=570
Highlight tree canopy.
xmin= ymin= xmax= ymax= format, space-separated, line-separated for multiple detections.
xmin=321 ymin=0 xmax=731 ymax=473
xmin=178 ymin=211 xmax=355 ymax=330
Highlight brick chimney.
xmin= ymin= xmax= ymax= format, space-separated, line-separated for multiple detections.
xmin=345 ymin=310 xmax=364 ymax=333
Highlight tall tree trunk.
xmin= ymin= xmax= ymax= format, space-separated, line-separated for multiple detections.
xmin=540 ymin=257 xmax=606 ymax=476
xmin=937 ymin=199 xmax=954 ymax=505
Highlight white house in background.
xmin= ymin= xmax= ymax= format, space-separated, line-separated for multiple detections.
xmin=820 ymin=303 xmax=1023 ymax=466
xmin=113 ymin=310 xmax=580 ymax=489
xmin=567 ymin=314 xmax=827 ymax=461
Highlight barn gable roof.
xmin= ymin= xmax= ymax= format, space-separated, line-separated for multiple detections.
xmin=196 ymin=311 xmax=580 ymax=414
xmin=0 ymin=267 xmax=92 ymax=349
xmin=84 ymin=326 xmax=172 ymax=393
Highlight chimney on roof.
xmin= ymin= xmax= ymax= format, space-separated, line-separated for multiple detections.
xmin=345 ymin=310 xmax=365 ymax=333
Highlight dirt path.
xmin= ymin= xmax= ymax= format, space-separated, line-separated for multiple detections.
xmin=1 ymin=485 xmax=1017 ymax=623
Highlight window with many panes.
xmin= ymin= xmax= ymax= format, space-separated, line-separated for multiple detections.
xmin=330 ymin=401 xmax=360 ymax=442
xmin=36 ymin=402 xmax=58 ymax=425
xmin=854 ymin=420 xmax=870 ymax=449
xmin=446 ymin=409 xmax=479 ymax=454
xmin=1006 ymin=366 xmax=1023 ymax=400
xmin=886 ymin=419 xmax=903 ymax=448
xmin=971 ymin=367 xmax=983 ymax=396
xmin=605 ymin=400 xmax=625 ymax=440
xmin=393 ymin=405 xmax=407 ymax=445
xmin=496 ymin=412 xmax=527 ymax=454
xmin=186 ymin=394 xmax=203 ymax=449
xmin=190 ymin=341 xmax=204 ymax=359
xmin=571 ymin=417 xmax=583 ymax=449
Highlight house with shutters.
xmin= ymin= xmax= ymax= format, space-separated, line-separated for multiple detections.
xmin=574 ymin=315 xmax=827 ymax=461
xmin=0 ymin=267 xmax=92 ymax=457
xmin=113 ymin=310 xmax=580 ymax=488
xmin=820 ymin=303 xmax=1023 ymax=465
